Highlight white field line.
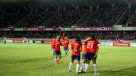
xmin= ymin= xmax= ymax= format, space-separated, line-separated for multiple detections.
xmin=95 ymin=66 xmax=136 ymax=76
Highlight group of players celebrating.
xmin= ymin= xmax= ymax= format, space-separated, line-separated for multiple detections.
xmin=51 ymin=33 xmax=100 ymax=75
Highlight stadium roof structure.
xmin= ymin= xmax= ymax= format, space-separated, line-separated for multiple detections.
xmin=0 ymin=0 xmax=135 ymax=9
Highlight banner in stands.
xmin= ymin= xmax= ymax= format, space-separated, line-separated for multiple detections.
xmin=14 ymin=28 xmax=24 ymax=31
xmin=6 ymin=40 xmax=12 ymax=43
xmin=12 ymin=39 xmax=23 ymax=43
xmin=33 ymin=40 xmax=42 ymax=44
xmin=64 ymin=28 xmax=72 ymax=31
xmin=74 ymin=27 xmax=113 ymax=31
xmin=27 ymin=28 xmax=40 ymax=31
xmin=42 ymin=28 xmax=54 ymax=31
xmin=44 ymin=40 xmax=52 ymax=44
xmin=27 ymin=28 xmax=58 ymax=31
xmin=113 ymin=41 xmax=130 ymax=47
xmin=2 ymin=28 xmax=11 ymax=31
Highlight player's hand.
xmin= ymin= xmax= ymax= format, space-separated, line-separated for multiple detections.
xmin=93 ymin=54 xmax=97 ymax=58
xmin=85 ymin=38 xmax=91 ymax=41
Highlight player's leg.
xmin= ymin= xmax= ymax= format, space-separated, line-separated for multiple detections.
xmin=54 ymin=51 xmax=61 ymax=64
xmin=68 ymin=55 xmax=75 ymax=72
xmin=92 ymin=55 xmax=98 ymax=74
xmin=85 ymin=60 xmax=90 ymax=72
xmin=51 ymin=48 xmax=54 ymax=58
xmin=84 ymin=53 xmax=95 ymax=72
xmin=76 ymin=55 xmax=80 ymax=74
xmin=54 ymin=55 xmax=58 ymax=63
xmin=65 ymin=49 xmax=69 ymax=55
xmin=56 ymin=51 xmax=61 ymax=63
xmin=82 ymin=52 xmax=90 ymax=72
xmin=4 ymin=40 xmax=6 ymax=44
xmin=64 ymin=47 xmax=69 ymax=56
xmin=79 ymin=54 xmax=86 ymax=72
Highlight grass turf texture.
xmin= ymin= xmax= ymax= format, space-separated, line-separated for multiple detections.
xmin=0 ymin=43 xmax=136 ymax=76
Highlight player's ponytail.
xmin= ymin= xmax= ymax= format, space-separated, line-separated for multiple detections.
xmin=75 ymin=34 xmax=82 ymax=45
xmin=56 ymin=35 xmax=61 ymax=41
xmin=91 ymin=34 xmax=96 ymax=40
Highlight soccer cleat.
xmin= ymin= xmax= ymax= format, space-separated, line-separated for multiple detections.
xmin=54 ymin=61 xmax=59 ymax=64
xmin=54 ymin=61 xmax=57 ymax=64
xmin=78 ymin=70 xmax=82 ymax=73
xmin=79 ymin=70 xmax=86 ymax=73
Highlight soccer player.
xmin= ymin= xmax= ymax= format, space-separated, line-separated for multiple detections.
xmin=79 ymin=34 xmax=99 ymax=74
xmin=52 ymin=36 xmax=62 ymax=64
xmin=51 ymin=38 xmax=56 ymax=57
xmin=79 ymin=37 xmax=90 ymax=72
xmin=3 ymin=36 xmax=7 ymax=44
xmin=23 ymin=37 xmax=27 ymax=43
xmin=68 ymin=35 xmax=82 ymax=74
xmin=91 ymin=39 xmax=100 ymax=74
xmin=62 ymin=33 xmax=69 ymax=56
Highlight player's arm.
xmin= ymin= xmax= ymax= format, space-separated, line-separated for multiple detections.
xmin=79 ymin=45 xmax=82 ymax=52
xmin=60 ymin=41 xmax=63 ymax=46
xmin=52 ymin=42 xmax=55 ymax=49
xmin=93 ymin=44 xmax=99 ymax=58
xmin=71 ymin=43 xmax=74 ymax=50
xmin=84 ymin=38 xmax=90 ymax=45
xmin=68 ymin=40 xmax=69 ymax=44
xmin=62 ymin=33 xmax=65 ymax=40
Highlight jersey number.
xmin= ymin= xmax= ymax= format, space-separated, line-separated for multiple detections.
xmin=87 ymin=43 xmax=94 ymax=49
xmin=74 ymin=46 xmax=78 ymax=52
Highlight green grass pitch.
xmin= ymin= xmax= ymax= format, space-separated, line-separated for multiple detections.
xmin=0 ymin=43 xmax=136 ymax=76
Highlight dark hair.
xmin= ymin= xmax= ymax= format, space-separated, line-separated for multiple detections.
xmin=91 ymin=34 xmax=96 ymax=40
xmin=56 ymin=35 xmax=61 ymax=41
xmin=75 ymin=34 xmax=82 ymax=45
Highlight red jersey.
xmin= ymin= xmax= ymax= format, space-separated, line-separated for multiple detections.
xmin=83 ymin=38 xmax=90 ymax=54
xmin=63 ymin=39 xmax=69 ymax=48
xmin=62 ymin=34 xmax=69 ymax=48
xmin=71 ymin=41 xmax=82 ymax=56
xmin=62 ymin=34 xmax=65 ymax=40
xmin=86 ymin=40 xmax=99 ymax=54
xmin=51 ymin=39 xmax=55 ymax=48
xmin=52 ymin=40 xmax=62 ymax=51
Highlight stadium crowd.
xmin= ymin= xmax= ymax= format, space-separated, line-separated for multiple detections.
xmin=0 ymin=31 xmax=136 ymax=40
xmin=48 ymin=9 xmax=88 ymax=27
xmin=128 ymin=13 xmax=136 ymax=27
xmin=86 ymin=8 xmax=124 ymax=27
xmin=1 ymin=7 xmax=136 ymax=28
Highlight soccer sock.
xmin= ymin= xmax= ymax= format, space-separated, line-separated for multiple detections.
xmin=76 ymin=64 xmax=80 ymax=73
xmin=65 ymin=50 xmax=67 ymax=55
xmin=57 ymin=56 xmax=60 ymax=61
xmin=52 ymin=50 xmax=54 ymax=55
xmin=68 ymin=63 xmax=73 ymax=71
xmin=93 ymin=64 xmax=97 ymax=73
xmin=85 ymin=63 xmax=89 ymax=72
xmin=65 ymin=52 xmax=67 ymax=55
xmin=80 ymin=63 xmax=85 ymax=71
xmin=54 ymin=58 xmax=57 ymax=62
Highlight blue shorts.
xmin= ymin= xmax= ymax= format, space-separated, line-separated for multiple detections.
xmin=85 ymin=52 xmax=95 ymax=60
xmin=64 ymin=47 xmax=69 ymax=51
xmin=82 ymin=53 xmax=86 ymax=59
xmin=54 ymin=51 xmax=61 ymax=55
xmin=71 ymin=55 xmax=80 ymax=61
